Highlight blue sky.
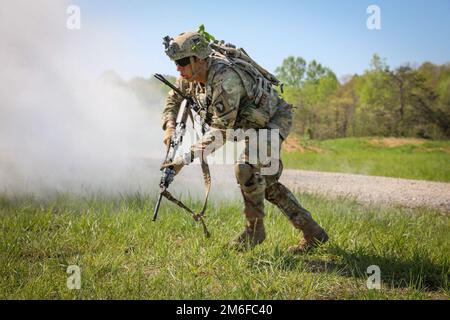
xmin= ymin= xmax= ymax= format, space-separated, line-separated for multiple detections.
xmin=74 ymin=0 xmax=450 ymax=80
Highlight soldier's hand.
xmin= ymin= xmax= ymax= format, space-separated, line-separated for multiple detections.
xmin=160 ymin=156 xmax=185 ymax=176
xmin=163 ymin=123 xmax=175 ymax=146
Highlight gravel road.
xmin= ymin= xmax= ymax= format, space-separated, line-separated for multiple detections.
xmin=280 ymin=169 xmax=450 ymax=213
xmin=184 ymin=165 xmax=450 ymax=213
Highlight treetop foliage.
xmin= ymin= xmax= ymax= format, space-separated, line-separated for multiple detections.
xmin=276 ymin=54 xmax=450 ymax=140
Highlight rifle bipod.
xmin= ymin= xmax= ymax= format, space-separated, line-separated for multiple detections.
xmin=158 ymin=189 xmax=211 ymax=238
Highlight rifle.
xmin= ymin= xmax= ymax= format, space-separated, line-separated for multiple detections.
xmin=152 ymin=74 xmax=211 ymax=237
xmin=152 ymin=98 xmax=189 ymax=221
xmin=154 ymin=74 xmax=209 ymax=134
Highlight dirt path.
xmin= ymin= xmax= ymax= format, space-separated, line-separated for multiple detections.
xmin=280 ymin=169 xmax=450 ymax=213
xmin=179 ymin=164 xmax=450 ymax=212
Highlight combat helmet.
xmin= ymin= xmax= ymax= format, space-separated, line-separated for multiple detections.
xmin=163 ymin=31 xmax=212 ymax=61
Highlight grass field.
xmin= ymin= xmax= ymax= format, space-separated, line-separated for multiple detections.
xmin=1 ymin=193 xmax=448 ymax=300
xmin=282 ymin=137 xmax=450 ymax=182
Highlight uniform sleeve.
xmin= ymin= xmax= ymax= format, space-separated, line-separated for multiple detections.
xmin=186 ymin=68 xmax=246 ymax=162
xmin=161 ymin=77 xmax=188 ymax=130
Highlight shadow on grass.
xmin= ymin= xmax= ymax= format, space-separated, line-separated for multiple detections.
xmin=247 ymin=245 xmax=448 ymax=292
xmin=326 ymin=245 xmax=449 ymax=292
xmin=247 ymin=246 xmax=352 ymax=276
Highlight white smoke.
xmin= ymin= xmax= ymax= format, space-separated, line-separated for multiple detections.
xmin=0 ymin=0 xmax=162 ymax=197
xmin=0 ymin=1 xmax=241 ymax=201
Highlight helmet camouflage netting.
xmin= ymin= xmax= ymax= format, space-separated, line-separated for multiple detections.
xmin=164 ymin=31 xmax=212 ymax=61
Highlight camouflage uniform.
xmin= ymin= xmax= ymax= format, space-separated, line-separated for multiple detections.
xmin=162 ymin=39 xmax=328 ymax=253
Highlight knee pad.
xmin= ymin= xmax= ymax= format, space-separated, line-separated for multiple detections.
xmin=235 ymin=163 xmax=265 ymax=194
xmin=234 ymin=163 xmax=254 ymax=187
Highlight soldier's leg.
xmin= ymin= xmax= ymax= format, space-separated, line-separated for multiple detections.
xmin=264 ymin=104 xmax=328 ymax=253
xmin=265 ymin=174 xmax=328 ymax=253
xmin=230 ymin=161 xmax=266 ymax=250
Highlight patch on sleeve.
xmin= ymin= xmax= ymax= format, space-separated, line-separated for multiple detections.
xmin=215 ymin=102 xmax=224 ymax=114
xmin=209 ymin=68 xmax=246 ymax=129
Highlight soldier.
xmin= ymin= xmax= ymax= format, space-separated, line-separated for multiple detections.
xmin=160 ymin=31 xmax=328 ymax=253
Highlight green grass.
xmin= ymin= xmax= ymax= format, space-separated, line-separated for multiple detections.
xmin=282 ymin=137 xmax=450 ymax=182
xmin=1 ymin=193 xmax=448 ymax=300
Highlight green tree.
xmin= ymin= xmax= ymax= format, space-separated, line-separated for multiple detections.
xmin=275 ymin=56 xmax=306 ymax=88
xmin=306 ymin=60 xmax=334 ymax=83
xmin=329 ymin=76 xmax=358 ymax=137
xmin=276 ymin=53 xmax=450 ymax=140
xmin=354 ymin=54 xmax=397 ymax=136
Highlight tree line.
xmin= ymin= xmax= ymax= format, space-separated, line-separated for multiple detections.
xmin=100 ymin=53 xmax=450 ymax=140
xmin=276 ymin=55 xmax=450 ymax=140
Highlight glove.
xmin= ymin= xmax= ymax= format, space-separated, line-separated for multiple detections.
xmin=160 ymin=156 xmax=185 ymax=176
xmin=163 ymin=122 xmax=175 ymax=146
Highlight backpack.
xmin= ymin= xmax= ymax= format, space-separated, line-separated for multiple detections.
xmin=209 ymin=41 xmax=284 ymax=106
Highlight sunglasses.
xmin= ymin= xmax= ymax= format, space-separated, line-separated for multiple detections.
xmin=175 ymin=57 xmax=192 ymax=67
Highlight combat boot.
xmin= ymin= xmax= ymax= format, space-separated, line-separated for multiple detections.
xmin=230 ymin=218 xmax=266 ymax=251
xmin=288 ymin=220 xmax=328 ymax=254
xmin=265 ymin=182 xmax=328 ymax=254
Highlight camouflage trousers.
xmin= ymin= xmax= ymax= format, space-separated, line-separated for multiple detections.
xmin=234 ymin=104 xmax=314 ymax=229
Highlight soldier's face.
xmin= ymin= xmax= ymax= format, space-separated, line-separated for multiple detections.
xmin=176 ymin=63 xmax=194 ymax=81
xmin=175 ymin=57 xmax=207 ymax=83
